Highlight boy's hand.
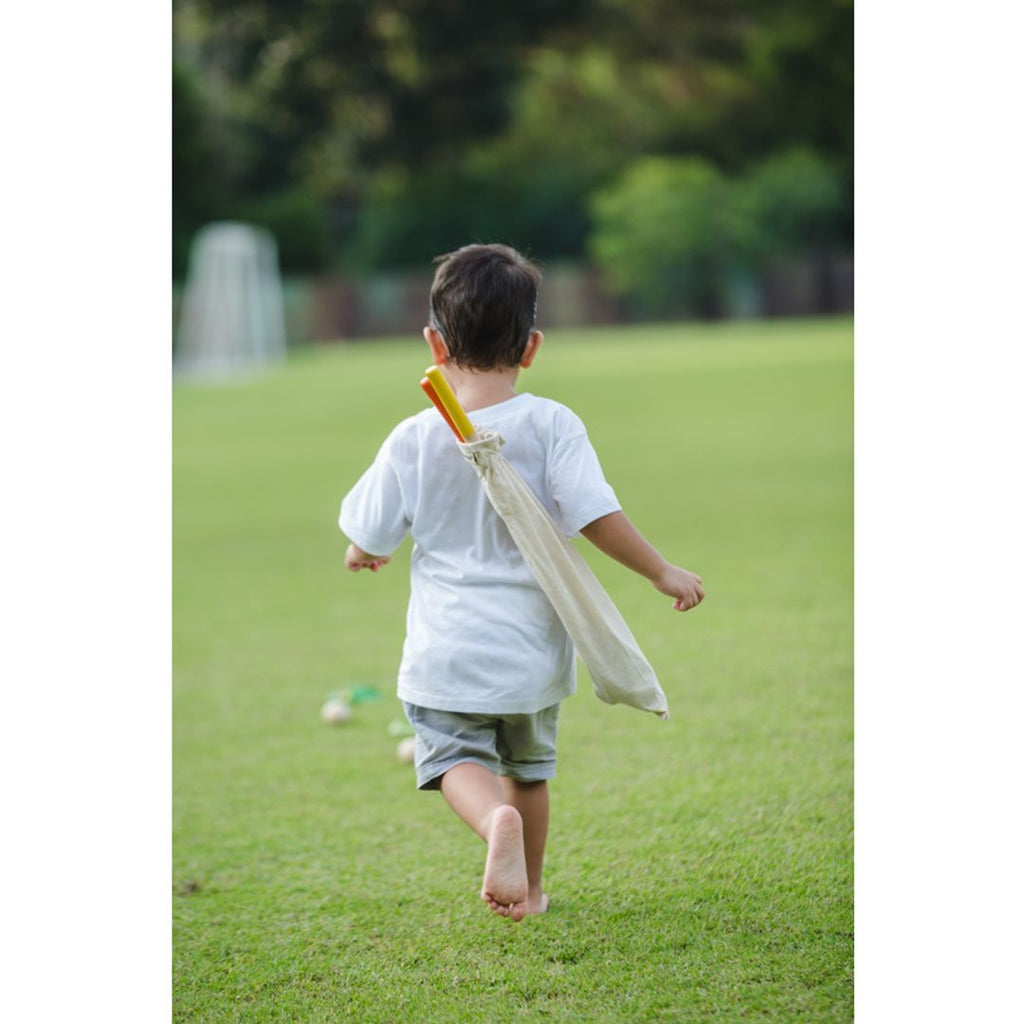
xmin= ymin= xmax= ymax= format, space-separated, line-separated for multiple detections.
xmin=345 ymin=543 xmax=391 ymax=573
xmin=579 ymin=512 xmax=704 ymax=612
xmin=653 ymin=565 xmax=704 ymax=612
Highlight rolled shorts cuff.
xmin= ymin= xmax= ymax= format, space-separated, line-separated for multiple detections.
xmin=416 ymin=754 xmax=557 ymax=791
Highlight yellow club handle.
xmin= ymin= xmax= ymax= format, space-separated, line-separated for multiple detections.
xmin=424 ymin=365 xmax=477 ymax=441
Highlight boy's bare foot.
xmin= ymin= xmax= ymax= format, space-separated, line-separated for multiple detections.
xmin=481 ymin=805 xmax=528 ymax=914
xmin=510 ymin=892 xmax=550 ymax=921
xmin=484 ymin=891 xmax=549 ymax=920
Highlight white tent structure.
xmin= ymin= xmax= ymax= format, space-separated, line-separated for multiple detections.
xmin=175 ymin=222 xmax=287 ymax=379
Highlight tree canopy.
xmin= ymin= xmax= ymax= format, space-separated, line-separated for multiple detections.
xmin=173 ymin=0 xmax=852 ymax=277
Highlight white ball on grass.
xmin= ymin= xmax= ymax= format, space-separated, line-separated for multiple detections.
xmin=396 ymin=737 xmax=416 ymax=763
xmin=320 ymin=699 xmax=352 ymax=724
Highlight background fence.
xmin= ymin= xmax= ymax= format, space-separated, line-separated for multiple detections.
xmin=174 ymin=255 xmax=852 ymax=349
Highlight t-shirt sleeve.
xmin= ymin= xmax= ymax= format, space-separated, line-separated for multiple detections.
xmin=547 ymin=422 xmax=621 ymax=536
xmin=338 ymin=435 xmax=411 ymax=556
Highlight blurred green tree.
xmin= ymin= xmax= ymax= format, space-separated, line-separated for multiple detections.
xmin=173 ymin=0 xmax=853 ymax=275
xmin=728 ymin=148 xmax=846 ymax=269
xmin=589 ymin=158 xmax=732 ymax=317
xmin=174 ymin=0 xmax=593 ymax=195
xmin=590 ymin=149 xmax=846 ymax=316
xmin=348 ymin=0 xmax=852 ymax=269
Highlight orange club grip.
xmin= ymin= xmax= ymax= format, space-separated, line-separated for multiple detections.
xmin=424 ymin=365 xmax=477 ymax=441
xmin=420 ymin=377 xmax=465 ymax=441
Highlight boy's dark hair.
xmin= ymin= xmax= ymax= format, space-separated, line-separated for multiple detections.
xmin=429 ymin=244 xmax=542 ymax=370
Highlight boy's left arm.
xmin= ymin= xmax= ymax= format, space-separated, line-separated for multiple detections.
xmin=344 ymin=543 xmax=391 ymax=573
xmin=580 ymin=510 xmax=704 ymax=611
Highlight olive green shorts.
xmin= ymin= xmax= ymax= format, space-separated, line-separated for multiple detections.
xmin=401 ymin=701 xmax=560 ymax=791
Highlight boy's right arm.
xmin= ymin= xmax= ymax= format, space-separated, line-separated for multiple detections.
xmin=339 ymin=428 xmax=411 ymax=573
xmin=580 ymin=511 xmax=704 ymax=611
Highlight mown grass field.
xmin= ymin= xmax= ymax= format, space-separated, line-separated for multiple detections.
xmin=173 ymin=316 xmax=853 ymax=1022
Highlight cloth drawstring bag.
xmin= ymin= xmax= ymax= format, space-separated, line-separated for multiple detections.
xmin=459 ymin=430 xmax=669 ymax=720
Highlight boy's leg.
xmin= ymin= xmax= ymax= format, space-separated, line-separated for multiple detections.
xmin=440 ymin=762 xmax=528 ymax=917
xmin=491 ymin=704 xmax=558 ymax=918
xmin=499 ymin=778 xmax=550 ymax=916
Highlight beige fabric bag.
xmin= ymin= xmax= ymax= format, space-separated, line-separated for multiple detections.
xmin=459 ymin=431 xmax=669 ymax=720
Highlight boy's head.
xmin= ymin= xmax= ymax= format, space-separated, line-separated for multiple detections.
xmin=428 ymin=244 xmax=542 ymax=370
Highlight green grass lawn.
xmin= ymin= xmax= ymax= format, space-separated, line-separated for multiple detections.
xmin=174 ymin=316 xmax=853 ymax=1022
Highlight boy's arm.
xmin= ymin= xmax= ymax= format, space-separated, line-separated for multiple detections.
xmin=344 ymin=543 xmax=391 ymax=573
xmin=339 ymin=431 xmax=410 ymax=574
xmin=580 ymin=511 xmax=704 ymax=611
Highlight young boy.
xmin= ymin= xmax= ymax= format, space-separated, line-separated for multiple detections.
xmin=339 ymin=244 xmax=703 ymax=922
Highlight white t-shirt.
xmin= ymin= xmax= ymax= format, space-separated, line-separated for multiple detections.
xmin=339 ymin=392 xmax=621 ymax=714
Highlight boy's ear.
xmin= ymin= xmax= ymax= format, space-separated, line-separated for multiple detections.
xmin=519 ymin=330 xmax=543 ymax=369
xmin=423 ymin=326 xmax=449 ymax=365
